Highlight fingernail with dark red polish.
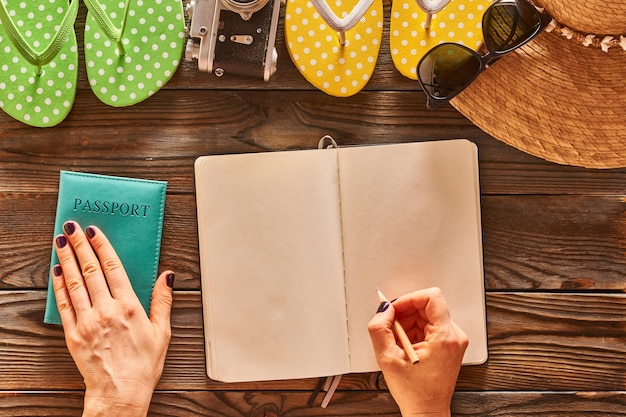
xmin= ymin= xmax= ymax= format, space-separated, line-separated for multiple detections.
xmin=85 ymin=226 xmax=96 ymax=238
xmin=56 ymin=235 xmax=67 ymax=248
xmin=166 ymin=273 xmax=175 ymax=288
xmin=376 ymin=301 xmax=390 ymax=313
xmin=63 ymin=221 xmax=75 ymax=235
xmin=53 ymin=265 xmax=63 ymax=277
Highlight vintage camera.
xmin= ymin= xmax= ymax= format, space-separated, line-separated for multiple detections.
xmin=184 ymin=0 xmax=281 ymax=81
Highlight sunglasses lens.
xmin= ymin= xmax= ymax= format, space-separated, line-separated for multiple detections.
xmin=418 ymin=44 xmax=481 ymax=102
xmin=484 ymin=0 xmax=540 ymax=53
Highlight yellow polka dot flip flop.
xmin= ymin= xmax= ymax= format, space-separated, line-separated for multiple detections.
xmin=391 ymin=0 xmax=493 ymax=80
xmin=285 ymin=0 xmax=383 ymax=97
xmin=83 ymin=0 xmax=185 ymax=107
xmin=0 ymin=0 xmax=79 ymax=127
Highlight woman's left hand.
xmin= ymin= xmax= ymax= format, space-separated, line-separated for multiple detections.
xmin=51 ymin=221 xmax=174 ymax=417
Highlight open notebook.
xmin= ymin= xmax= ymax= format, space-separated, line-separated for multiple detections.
xmin=194 ymin=139 xmax=487 ymax=383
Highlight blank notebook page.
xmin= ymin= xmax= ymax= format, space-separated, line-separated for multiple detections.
xmin=195 ymin=149 xmax=350 ymax=382
xmin=337 ymin=141 xmax=487 ymax=371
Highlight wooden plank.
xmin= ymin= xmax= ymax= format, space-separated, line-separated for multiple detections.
xmin=0 ymin=391 xmax=624 ymax=416
xmin=1 ymin=90 xmax=624 ymax=194
xmin=481 ymin=195 xmax=626 ymax=290
xmin=0 ymin=90 xmax=511 ymax=193
xmin=1 ymin=193 xmax=623 ymax=291
xmin=1 ymin=292 xmax=623 ymax=391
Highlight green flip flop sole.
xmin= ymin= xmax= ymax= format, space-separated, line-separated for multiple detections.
xmin=0 ymin=0 xmax=78 ymax=127
xmin=84 ymin=0 xmax=185 ymax=107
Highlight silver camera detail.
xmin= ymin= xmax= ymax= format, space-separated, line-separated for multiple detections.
xmin=185 ymin=0 xmax=281 ymax=81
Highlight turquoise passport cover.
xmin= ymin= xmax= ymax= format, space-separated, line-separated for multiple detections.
xmin=44 ymin=171 xmax=167 ymax=324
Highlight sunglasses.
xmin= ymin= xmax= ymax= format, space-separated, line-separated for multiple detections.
xmin=417 ymin=0 xmax=552 ymax=110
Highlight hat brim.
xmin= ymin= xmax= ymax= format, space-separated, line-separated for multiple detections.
xmin=451 ymin=30 xmax=626 ymax=169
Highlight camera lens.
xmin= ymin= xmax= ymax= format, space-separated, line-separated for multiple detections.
xmin=220 ymin=0 xmax=269 ymax=19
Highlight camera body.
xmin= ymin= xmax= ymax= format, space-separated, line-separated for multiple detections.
xmin=185 ymin=0 xmax=281 ymax=81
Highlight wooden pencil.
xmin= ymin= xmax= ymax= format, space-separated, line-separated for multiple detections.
xmin=376 ymin=288 xmax=420 ymax=365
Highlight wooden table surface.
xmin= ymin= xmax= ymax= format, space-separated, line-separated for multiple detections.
xmin=1 ymin=2 xmax=625 ymax=416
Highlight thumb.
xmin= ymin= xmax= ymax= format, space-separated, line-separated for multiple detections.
xmin=150 ymin=271 xmax=174 ymax=332
xmin=367 ymin=301 xmax=399 ymax=359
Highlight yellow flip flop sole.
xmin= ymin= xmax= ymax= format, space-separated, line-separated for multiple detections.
xmin=285 ymin=0 xmax=383 ymax=97
xmin=391 ymin=0 xmax=494 ymax=80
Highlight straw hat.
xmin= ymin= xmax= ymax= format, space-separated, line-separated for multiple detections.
xmin=450 ymin=0 xmax=626 ymax=169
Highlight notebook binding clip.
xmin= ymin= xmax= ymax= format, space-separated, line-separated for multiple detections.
xmin=318 ymin=135 xmax=339 ymax=149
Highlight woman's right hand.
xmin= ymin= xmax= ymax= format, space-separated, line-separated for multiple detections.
xmin=368 ymin=287 xmax=468 ymax=417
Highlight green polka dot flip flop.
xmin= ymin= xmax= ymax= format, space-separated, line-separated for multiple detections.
xmin=83 ymin=0 xmax=185 ymax=107
xmin=0 ymin=0 xmax=79 ymax=127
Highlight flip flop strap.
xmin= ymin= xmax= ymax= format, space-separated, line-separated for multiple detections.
xmin=310 ymin=0 xmax=374 ymax=33
xmin=415 ymin=0 xmax=450 ymax=14
xmin=82 ymin=0 xmax=131 ymax=42
xmin=0 ymin=0 xmax=78 ymax=67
